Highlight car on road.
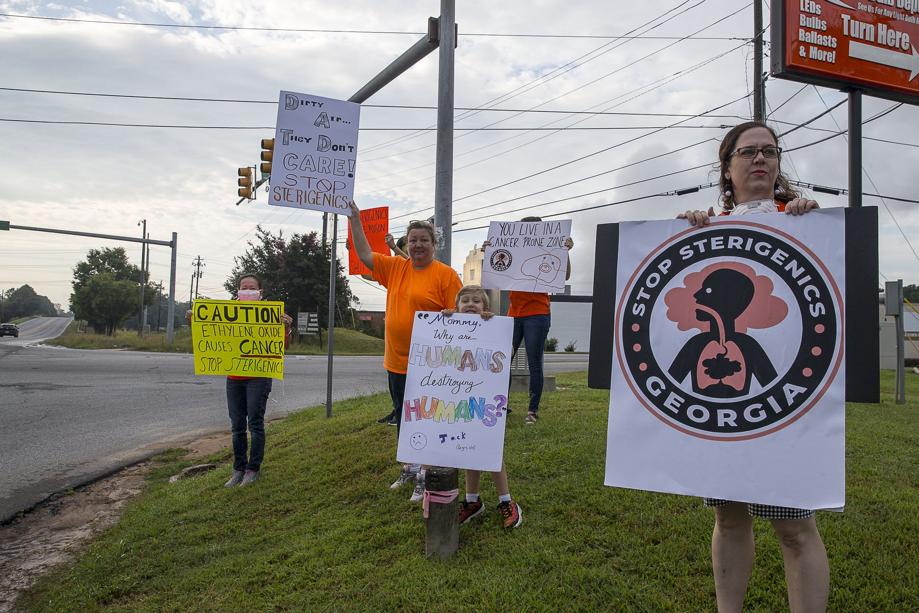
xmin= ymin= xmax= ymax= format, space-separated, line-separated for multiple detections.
xmin=0 ymin=323 xmax=19 ymax=338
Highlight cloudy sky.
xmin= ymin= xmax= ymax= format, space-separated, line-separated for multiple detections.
xmin=1 ymin=0 xmax=916 ymax=313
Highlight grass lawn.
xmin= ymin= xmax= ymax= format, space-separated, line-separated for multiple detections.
xmin=46 ymin=325 xmax=383 ymax=355
xmin=19 ymin=371 xmax=919 ymax=611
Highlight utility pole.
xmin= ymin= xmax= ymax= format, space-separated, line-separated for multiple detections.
xmin=137 ymin=219 xmax=146 ymax=336
xmin=189 ymin=272 xmax=195 ymax=305
xmin=143 ymin=231 xmax=151 ymax=333
xmin=753 ymin=0 xmax=764 ymax=121
xmin=192 ymin=256 xmax=205 ymax=300
xmin=433 ymin=0 xmax=456 ymax=264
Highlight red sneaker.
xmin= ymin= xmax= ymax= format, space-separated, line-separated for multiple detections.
xmin=458 ymin=499 xmax=485 ymax=524
xmin=498 ymin=500 xmax=522 ymax=529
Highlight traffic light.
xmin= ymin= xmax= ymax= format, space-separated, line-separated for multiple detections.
xmin=260 ymin=138 xmax=274 ymax=176
xmin=237 ymin=166 xmax=253 ymax=199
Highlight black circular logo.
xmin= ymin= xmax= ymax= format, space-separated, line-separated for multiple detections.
xmin=616 ymin=221 xmax=843 ymax=441
xmin=490 ymin=249 xmax=512 ymax=272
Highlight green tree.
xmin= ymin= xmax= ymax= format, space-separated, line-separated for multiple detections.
xmin=70 ymin=247 xmax=153 ymax=334
xmin=71 ymin=274 xmax=139 ymax=335
xmin=1 ymin=285 xmax=56 ymax=320
xmin=226 ymin=226 xmax=355 ymax=328
xmin=903 ymin=284 xmax=919 ymax=303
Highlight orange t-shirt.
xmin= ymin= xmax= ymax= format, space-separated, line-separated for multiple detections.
xmin=507 ymin=291 xmax=551 ymax=318
xmin=372 ymin=253 xmax=462 ymax=374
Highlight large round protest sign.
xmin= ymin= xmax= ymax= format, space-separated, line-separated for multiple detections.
xmin=615 ymin=220 xmax=844 ymax=441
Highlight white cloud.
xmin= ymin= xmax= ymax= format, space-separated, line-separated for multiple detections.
xmin=0 ymin=0 xmax=916 ymax=311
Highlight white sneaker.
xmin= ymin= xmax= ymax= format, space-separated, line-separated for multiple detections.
xmin=389 ymin=466 xmax=415 ymax=490
xmin=409 ymin=471 xmax=426 ymax=502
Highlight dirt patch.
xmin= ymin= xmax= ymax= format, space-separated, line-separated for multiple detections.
xmin=0 ymin=434 xmax=229 ymax=612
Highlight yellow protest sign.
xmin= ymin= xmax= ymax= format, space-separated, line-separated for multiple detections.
xmin=191 ymin=299 xmax=285 ymax=379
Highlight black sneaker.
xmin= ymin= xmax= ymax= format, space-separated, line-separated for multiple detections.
xmin=386 ymin=414 xmax=398 ymax=426
xmin=377 ymin=411 xmax=395 ymax=425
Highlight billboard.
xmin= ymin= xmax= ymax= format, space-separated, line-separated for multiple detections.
xmin=771 ymin=0 xmax=919 ymax=105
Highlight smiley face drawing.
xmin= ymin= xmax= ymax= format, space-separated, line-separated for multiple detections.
xmin=409 ymin=432 xmax=428 ymax=450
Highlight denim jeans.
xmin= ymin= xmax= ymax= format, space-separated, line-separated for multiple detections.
xmin=226 ymin=377 xmax=272 ymax=471
xmin=388 ymin=370 xmax=407 ymax=440
xmin=512 ymin=314 xmax=551 ymax=413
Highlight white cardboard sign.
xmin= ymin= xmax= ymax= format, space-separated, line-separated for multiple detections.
xmin=605 ymin=209 xmax=846 ymax=510
xmin=396 ymin=312 xmax=513 ymax=472
xmin=481 ymin=220 xmax=572 ymax=292
xmin=269 ymin=91 xmax=360 ymax=216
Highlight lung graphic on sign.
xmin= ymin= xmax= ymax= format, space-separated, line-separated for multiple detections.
xmin=665 ymin=263 xmax=787 ymax=398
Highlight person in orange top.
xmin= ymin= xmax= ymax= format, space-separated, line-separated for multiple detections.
xmin=679 ymin=121 xmax=825 ymax=613
xmin=489 ymin=217 xmax=574 ymax=425
xmin=349 ymin=201 xmax=462 ymax=499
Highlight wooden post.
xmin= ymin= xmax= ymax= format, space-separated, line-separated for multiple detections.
xmin=424 ymin=466 xmax=458 ymax=559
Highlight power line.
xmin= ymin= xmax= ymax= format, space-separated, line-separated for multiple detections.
xmin=359 ymin=0 xmax=709 ymax=157
xmin=365 ymin=41 xmax=748 ymax=193
xmin=451 ymin=92 xmax=750 ymax=205
xmin=0 ymin=85 xmax=748 ymax=118
xmin=0 ymin=117 xmax=732 ymax=131
xmin=767 ymin=84 xmax=808 ymax=117
xmin=806 ymin=87 xmax=919 ymax=263
xmin=392 ymin=138 xmax=716 ymax=224
xmin=362 ymin=2 xmax=747 ymax=166
xmin=0 ymin=11 xmax=747 ymax=39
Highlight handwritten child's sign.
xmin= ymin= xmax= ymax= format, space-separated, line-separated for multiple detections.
xmin=347 ymin=206 xmax=389 ymax=275
xmin=269 ymin=91 xmax=360 ymax=217
xmin=481 ymin=219 xmax=572 ymax=292
xmin=191 ymin=299 xmax=286 ymax=380
xmin=396 ymin=312 xmax=513 ymax=471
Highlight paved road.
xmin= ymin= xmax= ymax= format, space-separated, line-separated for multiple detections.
xmin=0 ymin=320 xmax=589 ymax=521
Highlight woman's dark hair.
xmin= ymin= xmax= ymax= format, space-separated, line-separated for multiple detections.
xmin=396 ymin=236 xmax=407 ymax=250
xmin=717 ymin=121 xmax=799 ymax=211
xmin=520 ymin=216 xmax=542 ymax=222
xmin=237 ymin=273 xmax=263 ymax=290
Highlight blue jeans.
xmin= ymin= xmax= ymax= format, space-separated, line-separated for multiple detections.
xmin=388 ymin=370 xmax=407 ymax=441
xmin=512 ymin=314 xmax=551 ymax=413
xmin=226 ymin=377 xmax=272 ymax=471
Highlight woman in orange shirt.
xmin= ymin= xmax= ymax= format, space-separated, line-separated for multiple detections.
xmin=498 ymin=216 xmax=574 ymax=425
xmin=349 ymin=201 xmax=462 ymax=500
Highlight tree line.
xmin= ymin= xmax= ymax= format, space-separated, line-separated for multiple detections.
xmin=68 ymin=226 xmax=356 ymax=335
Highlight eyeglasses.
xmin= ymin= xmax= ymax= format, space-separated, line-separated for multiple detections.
xmin=732 ymin=145 xmax=782 ymax=159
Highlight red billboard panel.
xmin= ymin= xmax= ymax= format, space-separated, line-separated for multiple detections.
xmin=772 ymin=0 xmax=919 ymax=105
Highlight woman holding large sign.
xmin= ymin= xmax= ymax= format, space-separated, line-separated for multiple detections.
xmin=680 ymin=121 xmax=826 ymax=613
xmin=349 ymin=201 xmax=462 ymax=500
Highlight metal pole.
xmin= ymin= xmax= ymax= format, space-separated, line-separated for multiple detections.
xmin=322 ymin=212 xmax=328 ymax=247
xmin=189 ymin=272 xmax=195 ymax=305
xmin=166 ymin=232 xmax=177 ymax=345
xmin=138 ymin=220 xmax=146 ymax=335
xmin=348 ymin=28 xmax=439 ymax=104
xmin=325 ymin=213 xmax=338 ymax=418
xmin=848 ymin=90 xmax=862 ymax=207
xmin=143 ymin=231 xmax=150 ymax=332
xmin=894 ymin=280 xmax=906 ymax=404
xmin=434 ymin=0 xmax=456 ymax=264
xmin=753 ymin=0 xmax=764 ymax=121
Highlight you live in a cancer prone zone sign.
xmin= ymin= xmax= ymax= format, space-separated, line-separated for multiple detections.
xmin=397 ymin=312 xmax=513 ymax=472
xmin=605 ymin=209 xmax=846 ymax=510
xmin=269 ymin=91 xmax=360 ymax=216
xmin=481 ymin=220 xmax=572 ymax=292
